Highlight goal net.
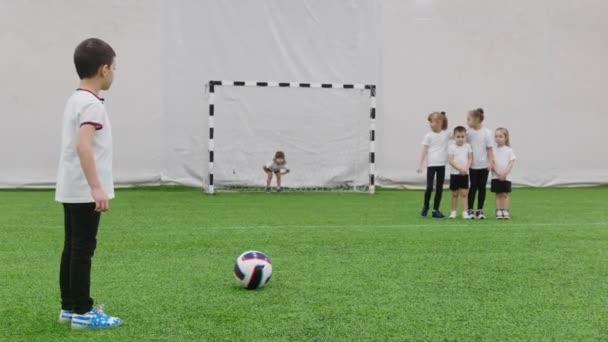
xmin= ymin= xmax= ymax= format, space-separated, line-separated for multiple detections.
xmin=205 ymin=81 xmax=377 ymax=194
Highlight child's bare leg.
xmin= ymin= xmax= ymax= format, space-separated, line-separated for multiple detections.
xmin=502 ymin=193 xmax=509 ymax=210
xmin=451 ymin=191 xmax=459 ymax=211
xmin=263 ymin=168 xmax=273 ymax=188
xmin=460 ymin=189 xmax=469 ymax=212
xmin=276 ymin=172 xmax=282 ymax=189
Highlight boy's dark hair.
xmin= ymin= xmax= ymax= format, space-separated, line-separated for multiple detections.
xmin=74 ymin=38 xmax=116 ymax=79
xmin=453 ymin=126 xmax=466 ymax=134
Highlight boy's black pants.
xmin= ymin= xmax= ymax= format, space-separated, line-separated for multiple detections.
xmin=60 ymin=203 xmax=100 ymax=314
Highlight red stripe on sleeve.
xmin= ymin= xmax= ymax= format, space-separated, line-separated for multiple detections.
xmin=80 ymin=122 xmax=103 ymax=130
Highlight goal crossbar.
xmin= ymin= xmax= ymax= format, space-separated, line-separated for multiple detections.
xmin=206 ymin=80 xmax=377 ymax=194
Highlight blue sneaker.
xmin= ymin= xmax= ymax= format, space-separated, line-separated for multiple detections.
xmin=58 ymin=309 xmax=73 ymax=324
xmin=432 ymin=210 xmax=445 ymax=219
xmin=420 ymin=208 xmax=429 ymax=217
xmin=71 ymin=305 xmax=122 ymax=330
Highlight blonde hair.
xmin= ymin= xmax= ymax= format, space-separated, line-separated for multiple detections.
xmin=427 ymin=111 xmax=448 ymax=130
xmin=495 ymin=127 xmax=510 ymax=146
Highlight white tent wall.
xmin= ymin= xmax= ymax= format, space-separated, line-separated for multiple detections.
xmin=160 ymin=0 xmax=381 ymax=187
xmin=1 ymin=0 xmax=606 ymax=188
xmin=380 ymin=0 xmax=608 ymax=187
xmin=0 ymin=0 xmax=166 ymax=187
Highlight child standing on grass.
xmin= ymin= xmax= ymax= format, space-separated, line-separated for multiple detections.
xmin=263 ymin=151 xmax=290 ymax=192
xmin=466 ymin=108 xmax=494 ymax=220
xmin=55 ymin=38 xmax=122 ymax=330
xmin=417 ymin=112 xmax=449 ymax=218
xmin=491 ymin=128 xmax=516 ymax=219
xmin=448 ymin=126 xmax=473 ymax=219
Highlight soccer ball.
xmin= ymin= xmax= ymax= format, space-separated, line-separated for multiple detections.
xmin=233 ymin=250 xmax=273 ymax=290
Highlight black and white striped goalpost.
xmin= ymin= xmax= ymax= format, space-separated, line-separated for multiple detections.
xmin=206 ymin=80 xmax=377 ymax=194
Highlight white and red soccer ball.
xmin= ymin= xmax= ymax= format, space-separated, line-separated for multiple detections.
xmin=233 ymin=251 xmax=272 ymax=290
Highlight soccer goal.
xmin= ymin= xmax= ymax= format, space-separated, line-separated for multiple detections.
xmin=205 ymin=80 xmax=377 ymax=194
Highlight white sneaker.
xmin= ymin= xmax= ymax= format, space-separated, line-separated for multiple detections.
xmin=467 ymin=209 xmax=475 ymax=219
xmin=503 ymin=210 xmax=511 ymax=220
xmin=71 ymin=305 xmax=122 ymax=330
xmin=496 ymin=210 xmax=504 ymax=220
xmin=449 ymin=211 xmax=457 ymax=219
xmin=462 ymin=211 xmax=471 ymax=220
xmin=58 ymin=309 xmax=73 ymax=324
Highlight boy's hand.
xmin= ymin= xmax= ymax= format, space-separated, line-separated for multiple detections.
xmin=459 ymin=169 xmax=467 ymax=176
xmin=91 ymin=187 xmax=110 ymax=212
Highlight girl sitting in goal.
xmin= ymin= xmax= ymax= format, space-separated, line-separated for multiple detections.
xmin=263 ymin=151 xmax=290 ymax=192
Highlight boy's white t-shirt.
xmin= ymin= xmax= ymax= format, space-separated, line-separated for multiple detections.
xmin=55 ymin=90 xmax=114 ymax=203
xmin=448 ymin=143 xmax=472 ymax=175
xmin=467 ymin=127 xmax=493 ymax=169
xmin=421 ymin=130 xmax=450 ymax=167
xmin=492 ymin=145 xmax=516 ymax=181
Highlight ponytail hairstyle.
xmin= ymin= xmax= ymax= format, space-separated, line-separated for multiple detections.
xmin=495 ymin=127 xmax=510 ymax=146
xmin=427 ymin=111 xmax=448 ymax=130
xmin=469 ymin=107 xmax=485 ymax=123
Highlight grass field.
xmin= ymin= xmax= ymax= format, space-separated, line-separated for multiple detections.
xmin=1 ymin=187 xmax=607 ymax=341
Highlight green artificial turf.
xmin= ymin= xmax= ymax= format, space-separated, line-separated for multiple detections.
xmin=1 ymin=187 xmax=607 ymax=341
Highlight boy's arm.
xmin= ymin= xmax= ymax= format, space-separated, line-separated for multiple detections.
xmin=77 ymin=125 xmax=109 ymax=212
xmin=448 ymin=154 xmax=459 ymax=171
xmin=417 ymin=145 xmax=429 ymax=173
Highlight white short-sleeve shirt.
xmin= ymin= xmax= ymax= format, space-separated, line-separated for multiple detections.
xmin=55 ymin=89 xmax=114 ymax=203
xmin=448 ymin=143 xmax=472 ymax=175
xmin=421 ymin=130 xmax=450 ymax=167
xmin=467 ymin=127 xmax=493 ymax=169
xmin=265 ymin=161 xmax=289 ymax=172
xmin=492 ymin=145 xmax=516 ymax=181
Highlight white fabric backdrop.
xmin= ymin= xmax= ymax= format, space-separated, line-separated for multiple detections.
xmin=1 ymin=0 xmax=606 ymax=188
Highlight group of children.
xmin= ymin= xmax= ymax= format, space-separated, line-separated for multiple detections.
xmin=417 ymin=108 xmax=516 ymax=220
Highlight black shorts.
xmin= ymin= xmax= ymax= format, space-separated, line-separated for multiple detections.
xmin=449 ymin=174 xmax=469 ymax=190
xmin=263 ymin=166 xmax=280 ymax=174
xmin=491 ymin=179 xmax=512 ymax=193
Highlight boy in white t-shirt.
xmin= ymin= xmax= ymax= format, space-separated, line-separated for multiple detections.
xmin=55 ymin=38 xmax=121 ymax=330
xmin=447 ymin=126 xmax=473 ymax=219
xmin=491 ymin=128 xmax=516 ymax=219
